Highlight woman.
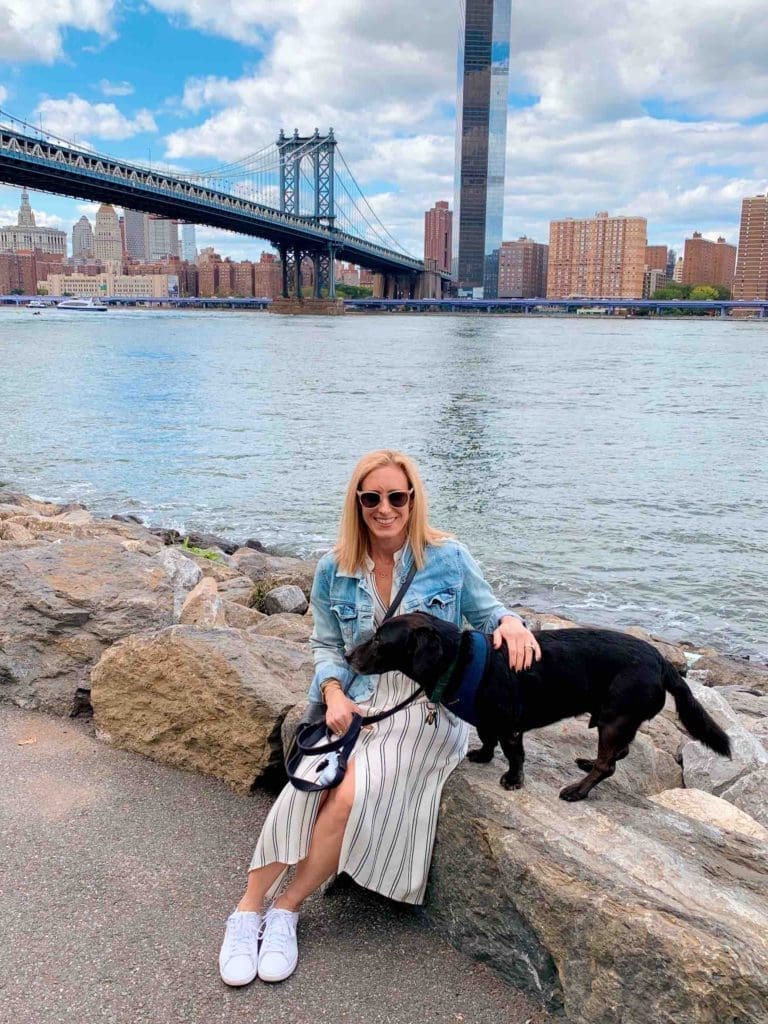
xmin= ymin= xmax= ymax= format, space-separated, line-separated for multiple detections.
xmin=219 ymin=449 xmax=540 ymax=986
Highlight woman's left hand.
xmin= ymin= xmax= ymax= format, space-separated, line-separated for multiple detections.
xmin=492 ymin=616 xmax=541 ymax=673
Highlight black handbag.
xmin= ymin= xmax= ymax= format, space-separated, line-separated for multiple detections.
xmin=286 ymin=560 xmax=419 ymax=792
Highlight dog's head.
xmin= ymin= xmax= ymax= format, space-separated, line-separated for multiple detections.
xmin=347 ymin=611 xmax=461 ymax=694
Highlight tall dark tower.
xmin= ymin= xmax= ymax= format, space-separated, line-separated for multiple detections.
xmin=453 ymin=0 xmax=511 ymax=297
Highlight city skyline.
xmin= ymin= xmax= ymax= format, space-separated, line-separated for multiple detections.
xmin=1 ymin=3 xmax=766 ymax=263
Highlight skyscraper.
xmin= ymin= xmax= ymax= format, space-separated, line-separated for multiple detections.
xmin=424 ymin=202 xmax=453 ymax=274
xmin=123 ymin=209 xmax=150 ymax=261
xmin=733 ymin=196 xmax=768 ymax=300
xmin=453 ymin=0 xmax=511 ymax=296
xmin=93 ymin=204 xmax=122 ymax=262
xmin=72 ymin=215 xmax=94 ymax=259
xmin=182 ymin=224 xmax=198 ymax=262
xmin=148 ymin=216 xmax=180 ymax=260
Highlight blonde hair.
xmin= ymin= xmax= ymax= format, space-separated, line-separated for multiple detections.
xmin=335 ymin=449 xmax=452 ymax=574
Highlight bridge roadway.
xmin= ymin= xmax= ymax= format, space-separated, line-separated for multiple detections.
xmin=345 ymin=297 xmax=768 ymax=316
xmin=0 ymin=124 xmax=424 ymax=278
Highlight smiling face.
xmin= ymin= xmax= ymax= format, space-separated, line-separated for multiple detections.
xmin=358 ymin=463 xmax=412 ymax=550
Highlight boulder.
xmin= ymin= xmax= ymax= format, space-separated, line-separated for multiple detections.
xmin=216 ymin=576 xmax=257 ymax=606
xmin=427 ymin=738 xmax=768 ymax=1024
xmin=715 ymin=686 xmax=768 ymax=731
xmin=153 ymin=547 xmax=202 ymax=621
xmin=222 ymin=601 xmax=266 ymax=629
xmin=681 ymin=681 xmax=768 ymax=795
xmin=184 ymin=530 xmax=239 ymax=555
xmin=178 ymin=577 xmax=226 ymax=627
xmin=722 ymin=768 xmax=768 ymax=830
xmin=263 ymin=584 xmax=309 ymax=616
xmin=0 ymin=538 xmax=176 ymax=714
xmin=91 ymin=626 xmax=313 ymax=792
xmin=504 ymin=716 xmax=682 ymax=796
xmin=0 ymin=520 xmax=35 ymax=543
xmin=649 ymin=787 xmax=768 ymax=842
xmin=251 ymin=612 xmax=313 ymax=644
xmin=692 ymin=655 xmax=768 ymax=693
xmin=230 ymin=548 xmax=317 ymax=596
xmin=514 ymin=605 xmax=579 ymax=631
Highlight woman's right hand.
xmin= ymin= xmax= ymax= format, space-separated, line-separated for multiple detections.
xmin=325 ymin=688 xmax=361 ymax=735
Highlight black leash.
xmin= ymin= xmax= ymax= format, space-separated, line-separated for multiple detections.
xmin=286 ymin=558 xmax=421 ymax=792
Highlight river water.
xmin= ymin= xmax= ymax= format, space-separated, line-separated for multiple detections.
xmin=1 ymin=307 xmax=766 ymax=659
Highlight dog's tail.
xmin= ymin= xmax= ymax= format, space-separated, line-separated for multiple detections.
xmin=662 ymin=661 xmax=731 ymax=757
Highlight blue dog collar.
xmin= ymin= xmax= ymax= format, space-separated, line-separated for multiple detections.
xmin=443 ymin=631 xmax=490 ymax=727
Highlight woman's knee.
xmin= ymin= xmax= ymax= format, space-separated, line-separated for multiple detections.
xmin=323 ymin=763 xmax=356 ymax=824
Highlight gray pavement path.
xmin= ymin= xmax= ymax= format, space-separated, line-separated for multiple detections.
xmin=0 ymin=704 xmax=560 ymax=1024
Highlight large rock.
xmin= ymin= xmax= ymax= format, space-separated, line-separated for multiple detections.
xmin=229 ymin=548 xmax=317 ymax=596
xmin=252 ymin=612 xmax=313 ymax=644
xmin=263 ymin=584 xmax=308 ymax=616
xmin=638 ymin=694 xmax=687 ymax=762
xmin=0 ymin=538 xmax=176 ymax=714
xmin=178 ymin=577 xmax=226 ymax=627
xmin=517 ymin=716 xmax=682 ymax=796
xmin=693 ymin=655 xmax=768 ymax=693
xmin=153 ymin=547 xmax=202 ymax=620
xmin=91 ymin=626 xmax=313 ymax=792
xmin=681 ymin=681 xmax=768 ymax=795
xmin=722 ymin=768 xmax=768 ymax=830
xmin=427 ymin=738 xmax=768 ymax=1023
xmin=649 ymin=787 xmax=768 ymax=841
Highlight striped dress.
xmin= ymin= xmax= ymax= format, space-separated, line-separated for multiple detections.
xmin=250 ymin=570 xmax=469 ymax=905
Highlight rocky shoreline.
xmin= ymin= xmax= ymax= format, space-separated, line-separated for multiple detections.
xmin=1 ymin=489 xmax=767 ymax=1022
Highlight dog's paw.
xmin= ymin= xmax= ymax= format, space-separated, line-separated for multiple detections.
xmin=467 ymin=747 xmax=495 ymax=764
xmin=575 ymin=757 xmax=595 ymax=772
xmin=559 ymin=782 xmax=588 ymax=801
xmin=500 ymin=772 xmax=524 ymax=790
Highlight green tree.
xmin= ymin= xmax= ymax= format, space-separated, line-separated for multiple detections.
xmin=689 ymin=285 xmax=719 ymax=301
xmin=652 ymin=282 xmax=691 ymax=300
xmin=335 ymin=283 xmax=373 ymax=299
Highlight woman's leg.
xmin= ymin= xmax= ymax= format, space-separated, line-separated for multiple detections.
xmin=272 ymin=760 xmax=357 ymax=912
xmin=237 ymin=861 xmax=289 ymax=913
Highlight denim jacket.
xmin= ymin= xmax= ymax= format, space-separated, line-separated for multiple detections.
xmin=308 ymin=539 xmax=519 ymax=704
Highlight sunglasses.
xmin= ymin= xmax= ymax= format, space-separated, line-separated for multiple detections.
xmin=356 ymin=488 xmax=413 ymax=509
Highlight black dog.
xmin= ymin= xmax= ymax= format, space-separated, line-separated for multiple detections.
xmin=348 ymin=612 xmax=731 ymax=801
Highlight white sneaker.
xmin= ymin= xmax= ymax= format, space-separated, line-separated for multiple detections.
xmin=218 ymin=910 xmax=262 ymax=986
xmin=257 ymin=908 xmax=299 ymax=982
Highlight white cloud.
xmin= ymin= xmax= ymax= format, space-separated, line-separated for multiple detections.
xmin=0 ymin=0 xmax=115 ymax=63
xmin=149 ymin=0 xmax=768 ymax=256
xmin=34 ymin=94 xmax=157 ymax=141
xmin=0 ymin=85 xmax=8 ymax=106
xmin=98 ymin=79 xmax=134 ymax=97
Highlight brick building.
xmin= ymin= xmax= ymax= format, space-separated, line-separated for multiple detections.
xmin=547 ymin=212 xmax=647 ymax=299
xmin=733 ymin=195 xmax=768 ymax=300
xmin=497 ymin=237 xmax=548 ymax=298
xmin=682 ymin=233 xmax=736 ymax=291
xmin=645 ymin=245 xmax=668 ymax=271
xmin=424 ymin=201 xmax=453 ymax=275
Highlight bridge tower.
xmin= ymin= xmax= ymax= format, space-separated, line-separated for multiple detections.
xmin=277 ymin=128 xmax=337 ymax=300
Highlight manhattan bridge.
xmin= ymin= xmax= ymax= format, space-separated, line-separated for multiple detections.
xmin=0 ymin=110 xmax=441 ymax=299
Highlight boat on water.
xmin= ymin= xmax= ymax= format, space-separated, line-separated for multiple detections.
xmin=56 ymin=297 xmax=108 ymax=312
xmin=28 ymin=299 xmax=47 ymax=309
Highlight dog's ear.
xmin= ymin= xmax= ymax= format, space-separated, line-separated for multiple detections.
xmin=410 ymin=628 xmax=443 ymax=680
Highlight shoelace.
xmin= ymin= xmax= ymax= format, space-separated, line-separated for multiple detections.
xmin=226 ymin=913 xmax=261 ymax=957
xmin=260 ymin=911 xmax=296 ymax=959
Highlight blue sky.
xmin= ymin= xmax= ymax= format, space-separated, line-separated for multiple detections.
xmin=1 ymin=0 xmax=767 ymax=260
